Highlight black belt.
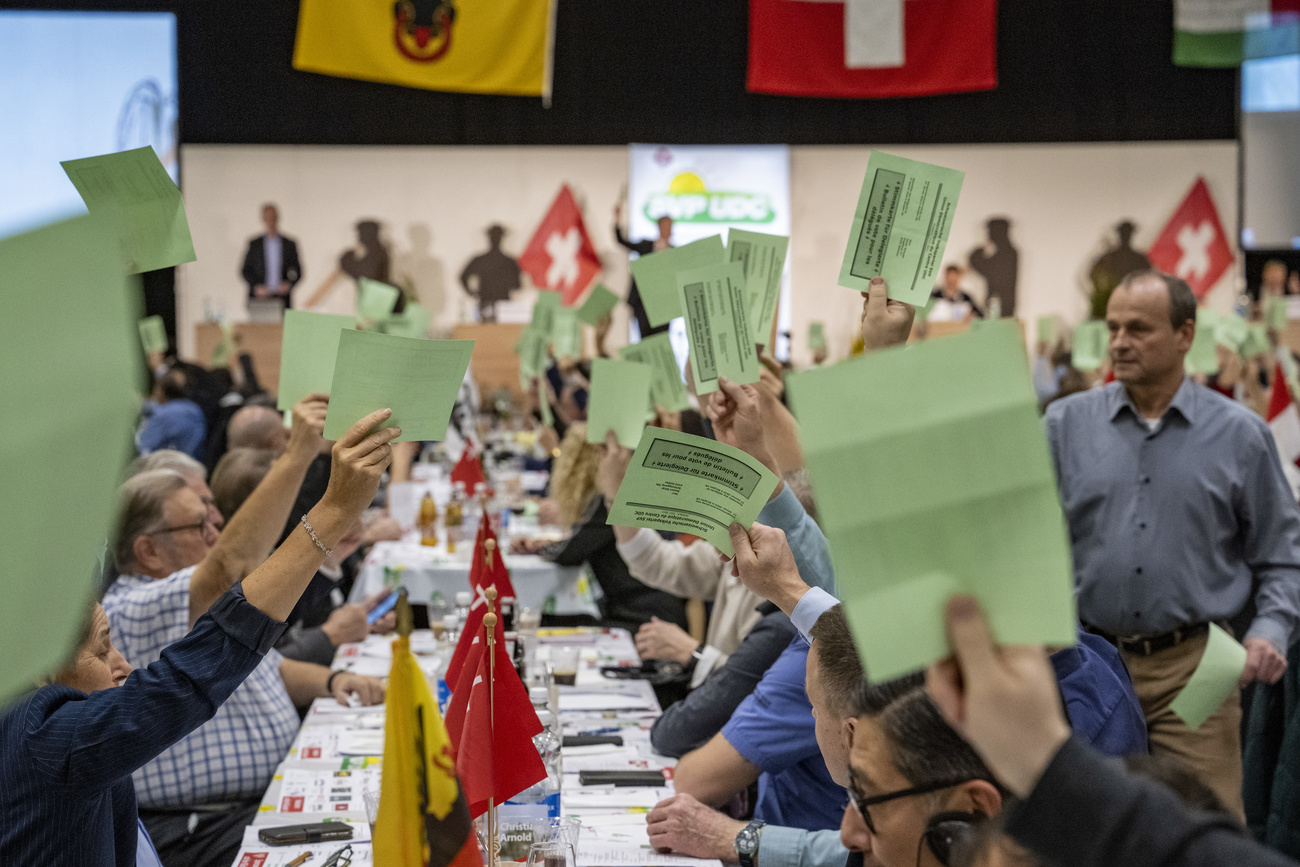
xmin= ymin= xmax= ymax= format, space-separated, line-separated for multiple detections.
xmin=1083 ymin=621 xmax=1219 ymax=657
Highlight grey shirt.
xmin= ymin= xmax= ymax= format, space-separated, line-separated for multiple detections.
xmin=1045 ymin=378 xmax=1300 ymax=652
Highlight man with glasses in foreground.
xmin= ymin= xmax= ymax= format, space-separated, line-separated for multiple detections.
xmin=103 ymin=394 xmax=385 ymax=867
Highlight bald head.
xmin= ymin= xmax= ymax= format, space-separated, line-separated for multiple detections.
xmin=228 ymin=405 xmax=289 ymax=453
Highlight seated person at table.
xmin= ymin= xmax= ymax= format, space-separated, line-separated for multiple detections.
xmin=226 ymin=404 xmax=290 ymax=452
xmin=0 ymin=410 xmax=398 ymax=866
xmin=104 ymin=397 xmax=386 ymax=867
xmin=137 ymin=366 xmax=208 ymax=461
xmin=126 ymin=448 xmax=225 ymax=534
xmin=513 ymin=422 xmax=688 ymax=631
xmin=210 ymin=447 xmax=395 ymax=665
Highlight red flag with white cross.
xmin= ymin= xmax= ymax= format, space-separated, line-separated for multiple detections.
xmin=519 ymin=185 xmax=602 ymax=306
xmin=1146 ymin=177 xmax=1234 ymax=299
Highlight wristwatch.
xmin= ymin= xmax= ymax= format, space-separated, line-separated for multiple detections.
xmin=735 ymin=819 xmax=766 ymax=867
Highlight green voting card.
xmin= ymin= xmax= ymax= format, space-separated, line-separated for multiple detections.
xmin=1242 ymin=323 xmax=1271 ymax=359
xmin=211 ymin=320 xmax=236 ymax=368
xmin=1170 ymin=624 xmax=1248 ymax=730
xmin=1037 ymin=316 xmax=1057 ymax=345
xmin=576 ymin=283 xmax=619 ymax=326
xmin=837 ymin=152 xmax=965 ymax=307
xmin=629 ymin=235 xmax=726 ymax=328
xmin=620 ymin=333 xmax=691 ymax=413
xmin=606 ymin=428 xmax=779 ymax=557
xmin=1214 ymin=313 xmax=1249 ymax=353
xmin=1268 ymin=297 xmax=1288 ymax=331
xmin=552 ymin=306 xmax=583 ymax=360
xmin=677 ymin=261 xmax=761 ymax=396
xmin=1071 ymin=320 xmax=1108 ymax=372
xmin=278 ymin=310 xmax=356 ymax=411
xmin=60 ymin=147 xmax=196 ymax=274
xmin=357 ymin=278 xmax=400 ymax=322
xmin=517 ymin=327 xmax=549 ymax=380
xmin=138 ymin=315 xmax=168 ymax=354
xmin=2 ymin=216 xmax=140 ymax=696
xmin=808 ymin=322 xmax=828 ymax=351
xmin=323 ymin=330 xmax=474 ymax=442
xmin=786 ymin=321 xmax=1077 ymax=682
xmin=538 ymin=379 xmax=555 ymax=429
xmin=586 ymin=358 xmax=653 ymax=449
xmin=1185 ymin=309 xmax=1220 ymax=375
xmin=728 ymin=229 xmax=788 ymax=348
xmin=384 ymin=301 xmax=432 ymax=339
xmin=530 ymin=291 xmax=562 ymax=337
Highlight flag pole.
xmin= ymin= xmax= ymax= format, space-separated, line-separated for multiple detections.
xmin=484 ymin=586 xmax=500 ymax=867
xmin=395 ymin=587 xmax=413 ymax=638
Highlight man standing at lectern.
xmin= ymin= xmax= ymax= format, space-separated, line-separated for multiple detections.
xmin=241 ymin=204 xmax=302 ymax=313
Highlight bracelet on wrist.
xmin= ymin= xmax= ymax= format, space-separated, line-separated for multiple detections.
xmin=325 ymin=669 xmax=344 ymax=695
xmin=301 ymin=515 xmax=333 ymax=557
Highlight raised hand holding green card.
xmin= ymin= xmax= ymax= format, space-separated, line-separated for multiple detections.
xmin=786 ymin=321 xmax=1077 ymax=682
xmin=620 ymin=333 xmax=691 ymax=413
xmin=1170 ymin=624 xmax=1248 ymax=730
xmin=677 ymin=261 xmax=761 ymax=395
xmin=552 ymin=307 xmax=583 ymax=360
xmin=629 ymin=235 xmax=725 ymax=328
xmin=728 ymin=229 xmax=788 ymax=348
xmin=530 ymin=290 xmax=562 ymax=336
xmin=1071 ymin=320 xmax=1108 ymax=371
xmin=278 ymin=310 xmax=356 ymax=411
xmin=838 ymin=151 xmax=964 ymax=306
xmin=1184 ymin=309 xmax=1220 ymax=375
xmin=1241 ymin=323 xmax=1271 ymax=359
xmin=606 ymin=428 xmax=779 ymax=557
xmin=1214 ymin=312 xmax=1249 ymax=353
xmin=1036 ymin=316 xmax=1057 ymax=345
xmin=1268 ymin=297 xmax=1288 ymax=331
xmin=576 ymin=283 xmax=619 ymax=326
xmin=808 ymin=322 xmax=827 ymax=351
xmin=60 ymin=146 xmax=196 ymax=274
xmin=323 ymin=330 xmax=473 ymax=442
xmin=357 ymin=278 xmax=400 ymax=322
xmin=138 ymin=315 xmax=168 ymax=354
xmin=586 ymin=358 xmax=653 ymax=449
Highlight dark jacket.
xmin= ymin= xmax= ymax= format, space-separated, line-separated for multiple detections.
xmin=241 ymin=234 xmax=302 ymax=304
xmin=540 ymin=496 xmax=687 ymax=631
xmin=1051 ymin=631 xmax=1149 ymax=757
xmin=1245 ymin=638 xmax=1300 ymax=857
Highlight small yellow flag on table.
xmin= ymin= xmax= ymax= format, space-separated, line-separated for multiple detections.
xmin=293 ymin=0 xmax=554 ymax=98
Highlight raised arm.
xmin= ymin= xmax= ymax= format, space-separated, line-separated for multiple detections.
xmin=187 ymin=394 xmax=329 ymax=626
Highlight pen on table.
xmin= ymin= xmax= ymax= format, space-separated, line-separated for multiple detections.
xmin=287 ymin=852 xmax=313 ymax=867
xmin=578 ymin=727 xmax=620 ymax=735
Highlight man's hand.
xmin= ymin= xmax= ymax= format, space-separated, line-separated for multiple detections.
xmin=597 ymin=431 xmax=633 ymax=502
xmin=708 ymin=377 xmax=778 ymax=476
xmin=330 ymin=671 xmax=385 ymax=706
xmin=653 ymin=406 xmax=683 ymax=432
xmin=287 ymin=393 xmax=329 ymax=460
xmin=321 ymin=604 xmax=369 ymax=647
xmin=364 ymin=590 xmax=397 ymax=634
xmin=1241 ymin=636 xmax=1288 ymax=686
xmin=321 ymin=409 xmax=401 ymax=519
xmin=635 ymin=617 xmax=698 ymax=665
xmin=925 ymin=595 xmax=1071 ymax=798
xmin=727 ymin=522 xmax=809 ymax=616
xmin=860 ymin=276 xmax=915 ymax=352
xmin=646 ymin=794 xmax=745 ymax=863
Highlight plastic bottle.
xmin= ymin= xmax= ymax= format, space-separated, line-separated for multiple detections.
xmin=445 ymin=483 xmax=465 ymax=554
xmin=501 ymin=709 xmax=562 ymax=821
xmin=419 ymin=492 xmax=439 ymax=547
xmin=454 ymin=591 xmax=472 ymax=627
xmin=429 ymin=590 xmax=451 ymax=639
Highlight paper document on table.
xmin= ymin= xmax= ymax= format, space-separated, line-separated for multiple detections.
xmin=620 ymin=333 xmax=691 ymax=413
xmin=1071 ymin=320 xmax=1108 ymax=372
xmin=629 ymin=235 xmax=726 ymax=327
xmin=563 ymin=752 xmax=675 ymax=772
xmin=559 ymin=691 xmax=658 ymax=712
xmin=586 ymin=358 xmax=653 ymax=449
xmin=728 ymin=229 xmax=788 ymax=347
xmin=564 ymin=788 xmax=674 ymax=809
xmin=60 ymin=146 xmax=196 ymax=273
xmin=677 ymin=261 xmax=761 ymax=395
xmin=605 ymin=428 xmax=779 ymax=556
xmin=787 ymin=321 xmax=1077 ymax=682
xmin=138 ymin=315 xmax=168 ymax=354
xmin=278 ymin=310 xmax=357 ymax=410
xmin=1170 ymin=624 xmax=1248 ymax=730
xmin=577 ymin=283 xmax=620 ymax=325
xmin=356 ymin=278 xmax=400 ymax=321
xmin=263 ymin=766 xmax=381 ymax=815
xmin=837 ymin=151 xmax=964 ymax=306
xmin=578 ymin=842 xmax=722 ymax=867
xmin=323 ymin=329 xmax=473 ymax=442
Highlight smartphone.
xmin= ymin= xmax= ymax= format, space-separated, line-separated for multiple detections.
xmin=258 ymin=822 xmax=354 ymax=846
xmin=366 ymin=590 xmax=399 ymax=625
xmin=563 ymin=734 xmax=624 ymax=748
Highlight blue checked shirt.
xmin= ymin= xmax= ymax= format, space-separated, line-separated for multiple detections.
xmin=103 ymin=570 xmax=300 ymax=807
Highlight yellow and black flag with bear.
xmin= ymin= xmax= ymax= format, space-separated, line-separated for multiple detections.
xmin=373 ymin=592 xmax=483 ymax=867
xmin=293 ymin=0 xmax=555 ymax=98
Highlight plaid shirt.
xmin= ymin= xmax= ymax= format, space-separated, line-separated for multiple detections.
xmin=103 ymin=570 xmax=299 ymax=807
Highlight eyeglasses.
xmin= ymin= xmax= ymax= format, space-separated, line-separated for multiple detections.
xmin=151 ymin=517 xmax=211 ymax=537
xmin=321 ymin=844 xmax=352 ymax=867
xmin=848 ymin=777 xmax=975 ymax=835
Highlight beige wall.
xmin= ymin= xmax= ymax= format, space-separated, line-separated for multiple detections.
xmin=178 ymin=141 xmax=1238 ymax=366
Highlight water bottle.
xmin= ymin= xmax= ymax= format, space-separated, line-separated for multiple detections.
xmin=454 ymin=591 xmax=472 ymax=626
xmin=500 ymin=709 xmax=562 ymax=821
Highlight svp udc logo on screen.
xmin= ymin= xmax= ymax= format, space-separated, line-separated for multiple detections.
xmin=644 ymin=173 xmax=774 ymax=224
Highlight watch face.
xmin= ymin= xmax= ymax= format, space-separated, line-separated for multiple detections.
xmin=736 ymin=825 xmax=760 ymax=854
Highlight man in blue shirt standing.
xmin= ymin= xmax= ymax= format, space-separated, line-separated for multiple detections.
xmin=1046 ymin=269 xmax=1300 ymax=819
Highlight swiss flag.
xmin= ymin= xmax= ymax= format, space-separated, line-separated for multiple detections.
xmin=450 ymin=449 xmax=486 ymax=491
xmin=1147 ymin=178 xmax=1234 ymax=299
xmin=747 ymin=0 xmax=997 ymax=98
xmin=1267 ymin=361 xmax=1300 ymax=501
xmin=443 ymin=585 xmax=493 ymax=692
xmin=519 ymin=185 xmax=602 ymax=306
xmin=468 ymin=512 xmax=517 ymax=600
